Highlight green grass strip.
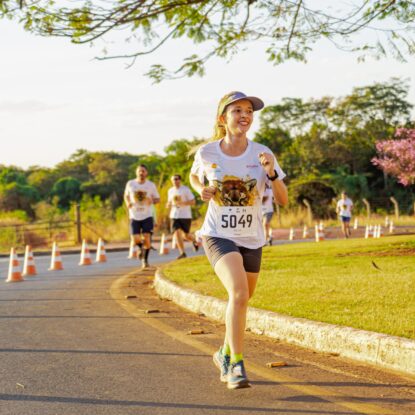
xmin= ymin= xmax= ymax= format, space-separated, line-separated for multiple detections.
xmin=163 ymin=235 xmax=415 ymax=340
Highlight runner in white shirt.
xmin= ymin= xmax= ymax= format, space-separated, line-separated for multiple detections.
xmin=262 ymin=184 xmax=275 ymax=246
xmin=336 ymin=191 xmax=353 ymax=238
xmin=167 ymin=174 xmax=199 ymax=259
xmin=190 ymin=91 xmax=288 ymax=390
xmin=124 ymin=164 xmax=160 ymax=268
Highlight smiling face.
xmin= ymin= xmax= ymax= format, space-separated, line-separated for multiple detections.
xmin=220 ymin=99 xmax=254 ymax=136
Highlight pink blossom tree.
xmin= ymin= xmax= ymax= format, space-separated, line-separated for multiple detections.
xmin=372 ymin=128 xmax=415 ymax=186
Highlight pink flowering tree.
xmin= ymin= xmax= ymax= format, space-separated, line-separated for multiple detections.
xmin=372 ymin=128 xmax=415 ymax=186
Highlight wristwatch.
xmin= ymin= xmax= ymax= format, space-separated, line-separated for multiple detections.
xmin=266 ymin=169 xmax=280 ymax=181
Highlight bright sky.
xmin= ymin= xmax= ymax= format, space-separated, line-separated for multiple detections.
xmin=0 ymin=13 xmax=414 ymax=169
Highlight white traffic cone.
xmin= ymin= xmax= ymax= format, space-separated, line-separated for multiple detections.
xmin=6 ymin=248 xmax=24 ymax=283
xmin=79 ymin=240 xmax=92 ymax=266
xmin=128 ymin=239 xmax=138 ymax=259
xmin=22 ymin=245 xmax=37 ymax=276
xmin=159 ymin=233 xmax=169 ymax=255
xmin=353 ymin=218 xmax=358 ymax=230
xmin=96 ymin=238 xmax=107 ymax=263
xmin=49 ymin=242 xmax=63 ymax=271
xmin=171 ymin=233 xmax=177 ymax=250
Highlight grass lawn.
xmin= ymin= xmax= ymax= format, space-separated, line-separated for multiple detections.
xmin=162 ymin=235 xmax=415 ymax=340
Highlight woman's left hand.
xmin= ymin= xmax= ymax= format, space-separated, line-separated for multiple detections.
xmin=259 ymin=152 xmax=275 ymax=176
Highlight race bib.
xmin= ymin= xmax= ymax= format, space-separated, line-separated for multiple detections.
xmin=218 ymin=206 xmax=258 ymax=237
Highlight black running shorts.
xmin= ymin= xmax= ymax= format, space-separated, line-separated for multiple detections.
xmin=130 ymin=217 xmax=154 ymax=235
xmin=202 ymin=236 xmax=262 ymax=273
xmin=170 ymin=218 xmax=192 ymax=234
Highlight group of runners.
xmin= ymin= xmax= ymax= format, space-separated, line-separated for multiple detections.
xmin=123 ymin=91 xmax=353 ymax=390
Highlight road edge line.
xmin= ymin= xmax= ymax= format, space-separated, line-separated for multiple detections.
xmin=110 ymin=270 xmax=400 ymax=415
xmin=154 ymin=269 xmax=415 ymax=378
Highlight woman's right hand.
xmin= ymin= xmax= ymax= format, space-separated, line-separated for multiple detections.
xmin=200 ymin=186 xmax=216 ymax=202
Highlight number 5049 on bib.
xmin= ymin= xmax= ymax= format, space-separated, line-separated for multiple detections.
xmin=218 ymin=206 xmax=258 ymax=237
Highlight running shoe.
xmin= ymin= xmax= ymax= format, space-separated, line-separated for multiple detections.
xmin=227 ymin=360 xmax=250 ymax=389
xmin=176 ymin=252 xmax=187 ymax=260
xmin=192 ymin=241 xmax=200 ymax=252
xmin=213 ymin=348 xmax=230 ymax=383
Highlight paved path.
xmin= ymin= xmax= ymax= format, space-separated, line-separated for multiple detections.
xmin=0 ymin=250 xmax=414 ymax=414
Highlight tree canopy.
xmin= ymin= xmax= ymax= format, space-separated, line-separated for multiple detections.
xmin=254 ymin=78 xmax=414 ymax=215
xmin=0 ymin=79 xmax=413 ymax=219
xmin=1 ymin=1 xmax=415 ymax=81
xmin=372 ymin=128 xmax=415 ymax=186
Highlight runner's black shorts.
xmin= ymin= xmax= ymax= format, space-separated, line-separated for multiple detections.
xmin=202 ymin=236 xmax=262 ymax=273
xmin=130 ymin=217 xmax=154 ymax=235
xmin=171 ymin=218 xmax=192 ymax=234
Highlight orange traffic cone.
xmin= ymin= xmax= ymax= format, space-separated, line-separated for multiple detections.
xmin=6 ymin=248 xmax=24 ymax=283
xmin=159 ymin=233 xmax=169 ymax=255
xmin=49 ymin=242 xmax=63 ymax=271
xmin=79 ymin=240 xmax=92 ymax=266
xmin=95 ymin=238 xmax=107 ymax=263
xmin=128 ymin=239 xmax=138 ymax=259
xmin=22 ymin=245 xmax=37 ymax=277
xmin=171 ymin=233 xmax=177 ymax=250
xmin=315 ymin=224 xmax=325 ymax=242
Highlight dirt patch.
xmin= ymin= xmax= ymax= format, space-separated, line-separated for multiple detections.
xmin=337 ymin=248 xmax=415 ymax=257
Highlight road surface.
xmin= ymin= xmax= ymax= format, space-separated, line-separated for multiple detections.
xmin=0 ymin=248 xmax=414 ymax=414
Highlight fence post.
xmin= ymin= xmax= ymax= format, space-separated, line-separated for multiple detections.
xmin=389 ymin=197 xmax=399 ymax=219
xmin=362 ymin=198 xmax=371 ymax=219
xmin=75 ymin=204 xmax=82 ymax=244
xmin=302 ymin=199 xmax=313 ymax=226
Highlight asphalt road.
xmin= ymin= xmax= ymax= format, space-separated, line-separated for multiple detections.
xmin=0 ymin=247 xmax=414 ymax=415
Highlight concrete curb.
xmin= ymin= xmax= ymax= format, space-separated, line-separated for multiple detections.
xmin=154 ymin=269 xmax=415 ymax=377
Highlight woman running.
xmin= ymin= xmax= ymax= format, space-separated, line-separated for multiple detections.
xmin=190 ymin=91 xmax=288 ymax=389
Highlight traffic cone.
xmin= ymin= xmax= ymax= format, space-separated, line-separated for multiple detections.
xmin=127 ymin=239 xmax=138 ymax=259
xmin=49 ymin=242 xmax=63 ymax=271
xmin=171 ymin=233 xmax=177 ymax=250
xmin=368 ymin=225 xmax=374 ymax=238
xmin=22 ymin=245 xmax=37 ymax=277
xmin=315 ymin=225 xmax=324 ymax=242
xmin=6 ymin=248 xmax=24 ymax=283
xmin=159 ymin=233 xmax=169 ymax=255
xmin=353 ymin=218 xmax=358 ymax=230
xmin=289 ymin=228 xmax=294 ymax=241
xmin=79 ymin=240 xmax=92 ymax=266
xmin=95 ymin=238 xmax=107 ymax=263
xmin=302 ymin=225 xmax=308 ymax=239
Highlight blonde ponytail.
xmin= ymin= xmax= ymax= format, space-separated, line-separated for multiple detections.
xmin=188 ymin=94 xmax=229 ymax=156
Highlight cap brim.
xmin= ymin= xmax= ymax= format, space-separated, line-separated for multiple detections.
xmin=227 ymin=95 xmax=264 ymax=111
xmin=244 ymin=96 xmax=264 ymax=111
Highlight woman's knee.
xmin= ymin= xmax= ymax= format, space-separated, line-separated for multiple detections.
xmin=230 ymin=289 xmax=249 ymax=308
